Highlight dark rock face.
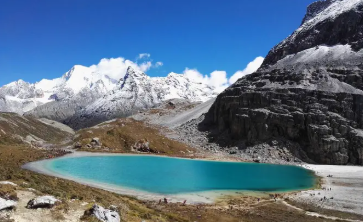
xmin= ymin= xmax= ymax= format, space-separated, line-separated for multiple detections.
xmin=203 ymin=0 xmax=363 ymax=165
xmin=205 ymin=83 xmax=363 ymax=165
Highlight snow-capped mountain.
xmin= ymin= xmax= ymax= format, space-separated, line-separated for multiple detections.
xmin=0 ymin=64 xmax=218 ymax=128
xmin=66 ymin=67 xmax=218 ymax=129
xmin=0 ymin=65 xmax=119 ymax=114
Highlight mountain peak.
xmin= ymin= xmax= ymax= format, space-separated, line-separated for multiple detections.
xmin=119 ymin=66 xmax=148 ymax=89
xmin=64 ymin=65 xmax=89 ymax=79
xmin=126 ymin=66 xmax=147 ymax=78
xmin=126 ymin=66 xmax=135 ymax=73
xmin=262 ymin=0 xmax=363 ymax=68
xmin=301 ymin=0 xmax=338 ymax=25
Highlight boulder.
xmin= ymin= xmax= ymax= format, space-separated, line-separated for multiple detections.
xmin=88 ymin=204 xmax=120 ymax=222
xmin=26 ymin=195 xmax=60 ymax=209
xmin=73 ymin=142 xmax=82 ymax=149
xmin=133 ymin=139 xmax=152 ymax=152
xmin=0 ymin=197 xmax=16 ymax=211
xmin=91 ymin=137 xmax=102 ymax=147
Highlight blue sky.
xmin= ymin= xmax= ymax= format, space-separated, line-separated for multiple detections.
xmin=0 ymin=0 xmax=316 ymax=86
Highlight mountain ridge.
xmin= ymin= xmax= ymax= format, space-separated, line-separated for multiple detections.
xmin=262 ymin=0 xmax=363 ymax=68
xmin=0 ymin=65 xmax=218 ymax=129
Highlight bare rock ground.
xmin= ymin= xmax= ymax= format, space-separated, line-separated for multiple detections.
xmin=291 ymin=164 xmax=363 ymax=216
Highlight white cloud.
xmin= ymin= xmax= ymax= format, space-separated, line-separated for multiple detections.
xmin=139 ymin=61 xmax=152 ymax=72
xmin=155 ymin=61 xmax=163 ymax=68
xmin=89 ymin=56 xmax=158 ymax=80
xmin=138 ymin=53 xmax=151 ymax=59
xmin=179 ymin=68 xmax=229 ymax=93
xmin=75 ymin=55 xmax=263 ymax=94
xmin=171 ymin=56 xmax=264 ymax=93
xmin=229 ymin=56 xmax=264 ymax=85
xmin=209 ymin=71 xmax=229 ymax=92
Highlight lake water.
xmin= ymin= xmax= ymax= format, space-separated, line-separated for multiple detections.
xmin=43 ymin=155 xmax=316 ymax=194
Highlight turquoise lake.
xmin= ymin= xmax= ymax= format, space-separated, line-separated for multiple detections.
xmin=46 ymin=155 xmax=316 ymax=194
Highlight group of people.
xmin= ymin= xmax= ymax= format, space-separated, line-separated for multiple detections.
xmin=321 ymin=196 xmax=334 ymax=201
xmin=158 ymin=198 xmax=187 ymax=206
xmin=308 ymin=187 xmax=334 ymax=201
xmin=46 ymin=149 xmax=71 ymax=159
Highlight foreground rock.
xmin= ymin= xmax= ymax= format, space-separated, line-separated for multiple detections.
xmin=203 ymin=0 xmax=363 ymax=165
xmin=0 ymin=198 xmax=16 ymax=211
xmin=26 ymin=195 xmax=60 ymax=209
xmin=85 ymin=204 xmax=120 ymax=222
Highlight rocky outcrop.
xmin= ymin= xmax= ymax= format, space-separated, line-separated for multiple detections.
xmin=85 ymin=204 xmax=120 ymax=222
xmin=26 ymin=196 xmax=60 ymax=209
xmin=91 ymin=137 xmax=102 ymax=147
xmin=203 ymin=0 xmax=363 ymax=165
xmin=132 ymin=139 xmax=159 ymax=153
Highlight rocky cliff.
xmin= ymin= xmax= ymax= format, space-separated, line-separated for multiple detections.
xmin=203 ymin=0 xmax=363 ymax=165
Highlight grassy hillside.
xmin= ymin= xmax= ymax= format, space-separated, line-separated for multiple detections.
xmin=0 ymin=112 xmax=72 ymax=145
xmin=75 ymin=118 xmax=196 ymax=156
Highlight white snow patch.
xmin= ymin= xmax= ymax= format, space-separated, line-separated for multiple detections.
xmin=277 ymin=44 xmax=363 ymax=65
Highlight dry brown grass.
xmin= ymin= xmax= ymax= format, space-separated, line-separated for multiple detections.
xmin=76 ymin=118 xmax=195 ymax=156
xmin=0 ymin=113 xmax=71 ymax=145
xmin=146 ymin=196 xmax=343 ymax=222
xmin=0 ymin=184 xmax=18 ymax=201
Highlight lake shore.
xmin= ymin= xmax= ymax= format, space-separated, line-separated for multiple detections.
xmin=23 ymin=151 xmax=363 ymax=218
xmin=22 ymin=151 xmax=305 ymax=204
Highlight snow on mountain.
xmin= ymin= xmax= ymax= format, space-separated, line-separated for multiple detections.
xmin=67 ymin=67 xmax=218 ymax=129
xmin=0 ymin=61 xmax=219 ymax=129
xmin=270 ymin=44 xmax=363 ymax=70
xmin=286 ymin=0 xmax=363 ymax=46
xmin=263 ymin=0 xmax=363 ymax=67
xmin=301 ymin=0 xmax=362 ymax=26
xmin=153 ymin=73 xmax=217 ymax=102
xmin=62 ymin=65 xmax=117 ymax=94
xmin=0 ymin=65 xmax=127 ymax=114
